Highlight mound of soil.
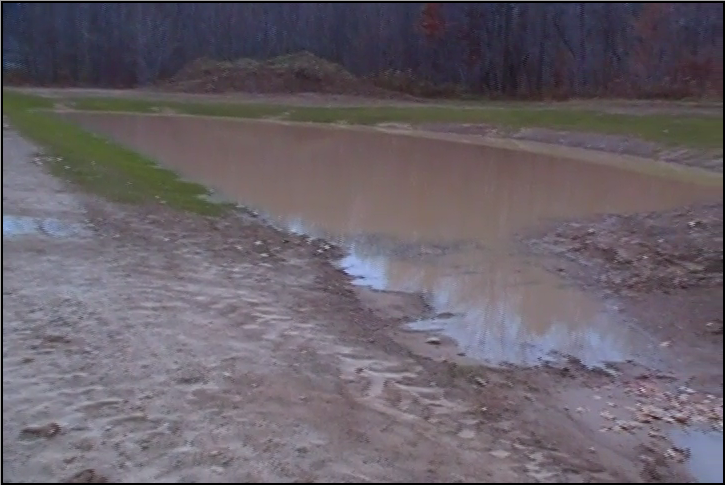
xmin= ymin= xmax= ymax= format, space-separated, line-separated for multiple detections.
xmin=163 ymin=51 xmax=397 ymax=97
xmin=2 ymin=68 xmax=32 ymax=86
xmin=526 ymin=203 xmax=724 ymax=295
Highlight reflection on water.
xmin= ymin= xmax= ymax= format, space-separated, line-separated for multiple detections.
xmin=2 ymin=215 xmax=86 ymax=238
xmin=670 ymin=428 xmax=724 ymax=484
xmin=62 ymin=112 xmax=722 ymax=366
xmin=283 ymin=218 xmax=632 ymax=366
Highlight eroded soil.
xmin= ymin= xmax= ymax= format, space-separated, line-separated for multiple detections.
xmin=523 ymin=203 xmax=724 ymax=396
xmin=418 ymin=123 xmax=724 ymax=174
xmin=2 ymin=121 xmax=721 ymax=483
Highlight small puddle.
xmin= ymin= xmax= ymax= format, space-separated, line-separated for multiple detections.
xmin=60 ymin=112 xmax=723 ymax=367
xmin=2 ymin=215 xmax=86 ymax=238
xmin=670 ymin=428 xmax=724 ymax=483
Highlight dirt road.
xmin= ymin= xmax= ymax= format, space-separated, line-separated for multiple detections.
xmin=2 ymin=124 xmax=641 ymax=483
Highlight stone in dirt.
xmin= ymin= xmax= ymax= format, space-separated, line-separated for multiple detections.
xmin=64 ymin=469 xmax=108 ymax=484
xmin=20 ymin=422 xmax=61 ymax=439
xmin=490 ymin=450 xmax=511 ymax=459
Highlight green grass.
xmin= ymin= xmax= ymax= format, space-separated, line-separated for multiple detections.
xmin=2 ymin=91 xmax=229 ymax=215
xmin=65 ymin=94 xmax=724 ymax=149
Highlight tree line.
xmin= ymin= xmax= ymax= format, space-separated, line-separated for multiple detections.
xmin=2 ymin=2 xmax=723 ymax=98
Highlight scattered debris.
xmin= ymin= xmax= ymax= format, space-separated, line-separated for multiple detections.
xmin=474 ymin=377 xmax=488 ymax=387
xmin=600 ymin=411 xmax=616 ymax=421
xmin=664 ymin=447 xmax=690 ymax=463
xmin=525 ymin=202 xmax=723 ymax=295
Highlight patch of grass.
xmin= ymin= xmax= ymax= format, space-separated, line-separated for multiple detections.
xmin=65 ymin=95 xmax=724 ymax=149
xmin=70 ymin=96 xmax=290 ymax=119
xmin=2 ymin=90 xmax=229 ymax=215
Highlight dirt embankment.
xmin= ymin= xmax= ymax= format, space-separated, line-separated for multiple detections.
xmin=526 ymin=203 xmax=724 ymax=296
xmin=418 ymin=123 xmax=724 ymax=174
xmin=5 ymin=120 xmax=720 ymax=483
xmin=162 ymin=52 xmax=402 ymax=99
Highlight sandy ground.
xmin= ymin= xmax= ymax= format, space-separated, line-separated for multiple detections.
xmin=2 ymin=119 xmax=722 ymax=483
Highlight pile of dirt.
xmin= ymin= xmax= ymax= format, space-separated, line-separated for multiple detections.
xmin=2 ymin=68 xmax=32 ymax=86
xmin=163 ymin=51 xmax=397 ymax=97
xmin=525 ymin=202 xmax=724 ymax=295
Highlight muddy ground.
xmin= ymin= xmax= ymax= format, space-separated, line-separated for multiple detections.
xmin=2 ymin=116 xmax=723 ymax=484
xmin=523 ymin=203 xmax=724 ymax=394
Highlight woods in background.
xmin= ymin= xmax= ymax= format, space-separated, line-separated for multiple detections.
xmin=2 ymin=2 xmax=723 ymax=99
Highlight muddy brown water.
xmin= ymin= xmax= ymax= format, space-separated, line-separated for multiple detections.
xmin=62 ymin=112 xmax=723 ymax=367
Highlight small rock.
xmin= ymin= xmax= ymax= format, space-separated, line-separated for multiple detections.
xmin=489 ymin=449 xmax=511 ymax=459
xmin=672 ymin=412 xmax=689 ymax=424
xmin=640 ymin=405 xmax=666 ymax=420
xmin=639 ymin=454 xmax=654 ymax=464
xmin=613 ymin=420 xmax=640 ymax=431
xmin=600 ymin=411 xmax=616 ymax=421
xmin=659 ymin=341 xmax=671 ymax=347
xmin=527 ymin=470 xmax=556 ymax=481
xmin=665 ymin=447 xmax=690 ymax=463
xmin=20 ymin=422 xmax=61 ymax=439
xmin=425 ymin=337 xmax=441 ymax=345
xmin=458 ymin=429 xmax=476 ymax=440
xmin=529 ymin=452 xmax=545 ymax=462
xmin=65 ymin=469 xmax=107 ymax=483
